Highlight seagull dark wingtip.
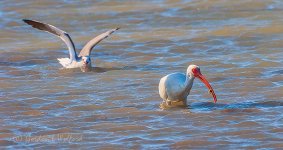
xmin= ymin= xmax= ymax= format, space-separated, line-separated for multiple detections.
xmin=22 ymin=19 xmax=36 ymax=26
xmin=22 ymin=19 xmax=30 ymax=23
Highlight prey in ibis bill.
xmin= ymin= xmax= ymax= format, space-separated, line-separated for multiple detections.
xmin=159 ymin=65 xmax=217 ymax=108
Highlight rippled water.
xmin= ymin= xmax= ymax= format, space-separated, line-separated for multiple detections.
xmin=1 ymin=0 xmax=283 ymax=149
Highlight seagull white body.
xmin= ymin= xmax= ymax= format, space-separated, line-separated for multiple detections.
xmin=159 ymin=65 xmax=217 ymax=108
xmin=23 ymin=19 xmax=119 ymax=71
xmin=57 ymin=57 xmax=87 ymax=69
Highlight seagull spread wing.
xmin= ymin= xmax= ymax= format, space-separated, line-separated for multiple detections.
xmin=23 ymin=19 xmax=78 ymax=61
xmin=79 ymin=28 xmax=119 ymax=57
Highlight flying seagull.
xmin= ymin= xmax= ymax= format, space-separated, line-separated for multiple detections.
xmin=23 ymin=19 xmax=119 ymax=71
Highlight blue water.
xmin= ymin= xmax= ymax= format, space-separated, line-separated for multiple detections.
xmin=0 ymin=0 xmax=283 ymax=149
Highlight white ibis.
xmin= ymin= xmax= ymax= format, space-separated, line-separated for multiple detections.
xmin=159 ymin=64 xmax=217 ymax=108
xmin=23 ymin=19 xmax=119 ymax=72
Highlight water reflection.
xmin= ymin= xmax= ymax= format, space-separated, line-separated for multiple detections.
xmin=190 ymin=101 xmax=283 ymax=112
xmin=1 ymin=0 xmax=283 ymax=149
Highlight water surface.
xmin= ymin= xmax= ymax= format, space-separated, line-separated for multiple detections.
xmin=0 ymin=0 xmax=283 ymax=149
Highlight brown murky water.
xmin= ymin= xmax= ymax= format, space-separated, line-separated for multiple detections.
xmin=1 ymin=0 xmax=283 ymax=149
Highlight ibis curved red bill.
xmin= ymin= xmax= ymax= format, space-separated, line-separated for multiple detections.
xmin=196 ymin=73 xmax=217 ymax=103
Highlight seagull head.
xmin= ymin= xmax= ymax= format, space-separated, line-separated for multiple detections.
xmin=82 ymin=56 xmax=91 ymax=65
xmin=80 ymin=56 xmax=91 ymax=72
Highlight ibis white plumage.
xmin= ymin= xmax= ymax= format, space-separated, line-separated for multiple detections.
xmin=159 ymin=64 xmax=217 ymax=108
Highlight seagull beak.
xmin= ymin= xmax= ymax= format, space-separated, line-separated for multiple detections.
xmin=196 ymin=73 xmax=217 ymax=103
xmin=83 ymin=61 xmax=89 ymax=65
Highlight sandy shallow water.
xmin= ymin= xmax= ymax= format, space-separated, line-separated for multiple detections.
xmin=0 ymin=0 xmax=283 ymax=149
